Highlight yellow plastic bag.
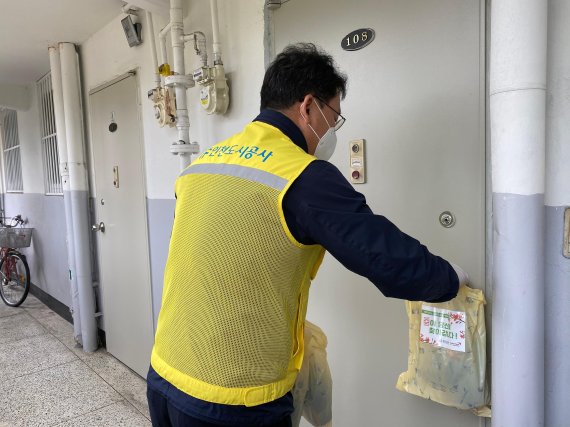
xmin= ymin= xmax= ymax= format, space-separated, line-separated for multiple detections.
xmin=396 ymin=284 xmax=489 ymax=412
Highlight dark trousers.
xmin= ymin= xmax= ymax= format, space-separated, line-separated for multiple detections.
xmin=147 ymin=387 xmax=292 ymax=427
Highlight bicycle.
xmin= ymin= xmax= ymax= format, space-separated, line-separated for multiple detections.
xmin=0 ymin=215 xmax=32 ymax=307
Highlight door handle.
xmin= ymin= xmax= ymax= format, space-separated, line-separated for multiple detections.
xmin=92 ymin=222 xmax=106 ymax=233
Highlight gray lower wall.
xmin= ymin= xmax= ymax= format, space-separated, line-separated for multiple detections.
xmin=2 ymin=194 xmax=176 ymax=332
xmin=146 ymin=198 xmax=175 ymax=329
xmin=545 ymin=205 xmax=570 ymax=427
xmin=3 ymin=193 xmax=70 ymax=307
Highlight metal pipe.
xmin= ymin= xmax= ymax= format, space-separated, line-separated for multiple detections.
xmin=48 ymin=46 xmax=82 ymax=343
xmin=490 ymin=0 xmax=547 ymax=425
xmin=545 ymin=0 xmax=570 ymax=425
xmin=179 ymin=152 xmax=191 ymax=170
xmin=59 ymin=42 xmax=98 ymax=353
xmin=159 ymin=22 xmax=172 ymax=66
xmin=170 ymin=0 xmax=190 ymax=165
xmin=210 ymin=0 xmax=222 ymax=65
xmin=183 ymin=32 xmax=208 ymax=67
xmin=146 ymin=11 xmax=161 ymax=87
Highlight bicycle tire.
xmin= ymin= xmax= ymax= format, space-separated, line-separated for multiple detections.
xmin=0 ymin=251 xmax=30 ymax=307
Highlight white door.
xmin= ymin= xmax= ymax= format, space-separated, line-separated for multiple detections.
xmin=89 ymin=73 xmax=154 ymax=377
xmin=273 ymin=1 xmax=486 ymax=426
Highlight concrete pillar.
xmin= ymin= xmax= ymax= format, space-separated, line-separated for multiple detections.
xmin=59 ymin=42 xmax=98 ymax=353
xmin=490 ymin=0 xmax=547 ymax=425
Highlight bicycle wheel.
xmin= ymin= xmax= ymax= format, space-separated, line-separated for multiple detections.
xmin=0 ymin=251 xmax=30 ymax=307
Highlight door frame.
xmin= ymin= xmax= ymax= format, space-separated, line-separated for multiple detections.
xmin=87 ymin=69 xmax=154 ymax=336
xmin=267 ymin=2 xmax=489 ymax=426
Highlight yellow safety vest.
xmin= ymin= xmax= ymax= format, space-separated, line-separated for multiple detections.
xmin=151 ymin=121 xmax=325 ymax=407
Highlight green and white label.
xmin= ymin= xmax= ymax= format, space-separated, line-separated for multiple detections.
xmin=419 ymin=305 xmax=466 ymax=352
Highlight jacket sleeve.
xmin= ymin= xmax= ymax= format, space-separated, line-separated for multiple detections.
xmin=282 ymin=161 xmax=459 ymax=302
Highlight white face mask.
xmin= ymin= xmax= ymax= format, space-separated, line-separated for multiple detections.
xmin=305 ymin=102 xmax=337 ymax=161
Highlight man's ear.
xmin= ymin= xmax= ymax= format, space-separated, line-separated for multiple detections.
xmin=299 ymin=94 xmax=315 ymax=121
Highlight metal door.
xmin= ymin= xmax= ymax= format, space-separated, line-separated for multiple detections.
xmin=273 ymin=1 xmax=486 ymax=426
xmin=89 ymin=73 xmax=154 ymax=377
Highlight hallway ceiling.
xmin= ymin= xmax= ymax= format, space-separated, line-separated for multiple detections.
xmin=0 ymin=0 xmax=124 ymax=85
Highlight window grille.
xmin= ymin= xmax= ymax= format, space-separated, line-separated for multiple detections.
xmin=1 ymin=109 xmax=23 ymax=193
xmin=37 ymin=73 xmax=62 ymax=195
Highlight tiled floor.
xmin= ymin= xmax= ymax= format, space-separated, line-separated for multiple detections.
xmin=0 ymin=295 xmax=151 ymax=427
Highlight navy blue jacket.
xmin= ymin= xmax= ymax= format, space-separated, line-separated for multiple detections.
xmin=147 ymin=109 xmax=459 ymax=425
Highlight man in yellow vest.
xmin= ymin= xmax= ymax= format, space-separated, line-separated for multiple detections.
xmin=147 ymin=43 xmax=468 ymax=427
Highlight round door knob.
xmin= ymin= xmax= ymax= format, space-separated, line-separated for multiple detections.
xmin=92 ymin=222 xmax=106 ymax=233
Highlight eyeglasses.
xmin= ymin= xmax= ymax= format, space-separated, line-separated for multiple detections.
xmin=315 ymin=96 xmax=346 ymax=131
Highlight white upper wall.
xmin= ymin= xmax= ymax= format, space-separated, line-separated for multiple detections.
xmin=0 ymin=84 xmax=31 ymax=111
xmin=18 ymin=84 xmax=44 ymax=194
xmin=81 ymin=0 xmax=266 ymax=200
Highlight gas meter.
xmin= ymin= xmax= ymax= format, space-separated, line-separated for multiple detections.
xmin=192 ymin=65 xmax=230 ymax=115
xmin=148 ymin=87 xmax=177 ymax=127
